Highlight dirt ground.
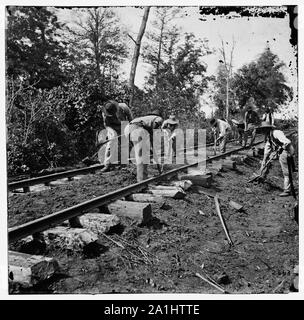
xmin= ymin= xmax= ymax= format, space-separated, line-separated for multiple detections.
xmin=8 ymin=138 xmax=299 ymax=295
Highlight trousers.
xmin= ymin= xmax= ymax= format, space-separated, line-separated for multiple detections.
xmin=163 ymin=130 xmax=177 ymax=163
xmin=104 ymin=127 xmax=120 ymax=166
xmin=244 ymin=123 xmax=257 ymax=147
xmin=260 ymin=142 xmax=295 ymax=192
xmin=236 ymin=124 xmax=245 ymax=146
xmin=125 ymin=124 xmax=151 ymax=182
xmin=219 ymin=134 xmax=227 ymax=153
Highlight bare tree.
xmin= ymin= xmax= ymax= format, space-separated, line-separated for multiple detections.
xmin=128 ymin=7 xmax=150 ymax=108
xmin=143 ymin=8 xmax=182 ymax=90
xmin=69 ymin=7 xmax=127 ymax=80
xmin=219 ymin=37 xmax=236 ymax=119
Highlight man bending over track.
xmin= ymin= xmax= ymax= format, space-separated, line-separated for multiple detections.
xmin=124 ymin=110 xmax=163 ymax=182
xmin=210 ymin=118 xmax=231 ymax=154
xmin=100 ymin=100 xmax=133 ymax=172
xmin=252 ymin=121 xmax=295 ymax=197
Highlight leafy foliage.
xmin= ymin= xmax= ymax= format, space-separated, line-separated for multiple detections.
xmin=140 ymin=7 xmax=212 ymax=126
xmin=65 ymin=8 xmax=128 ymax=81
xmin=5 ymin=7 xmax=296 ymax=176
xmin=233 ymin=47 xmax=293 ymax=112
xmin=6 ymin=6 xmax=67 ymax=88
xmin=213 ymin=47 xmax=293 ymax=119
xmin=6 ymin=79 xmax=75 ymax=174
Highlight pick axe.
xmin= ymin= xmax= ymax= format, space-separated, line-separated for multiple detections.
xmin=82 ymin=133 xmax=125 ymax=164
xmin=247 ymin=149 xmax=281 ymax=183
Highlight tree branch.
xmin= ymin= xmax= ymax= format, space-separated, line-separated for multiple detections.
xmin=128 ymin=34 xmax=137 ymax=44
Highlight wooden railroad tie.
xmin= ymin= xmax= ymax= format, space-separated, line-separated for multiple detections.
xmin=126 ymin=193 xmax=164 ymax=204
xmin=9 ymin=251 xmax=59 ymax=288
xmin=179 ymin=174 xmax=212 ymax=188
xmin=148 ymin=185 xmax=186 ymax=199
xmin=101 ymin=200 xmax=153 ymax=225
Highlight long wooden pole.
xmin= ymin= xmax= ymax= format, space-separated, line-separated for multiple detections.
xmin=129 ymin=7 xmax=150 ymax=107
xmin=196 ymin=272 xmax=227 ymax=293
xmin=214 ymin=196 xmax=233 ymax=246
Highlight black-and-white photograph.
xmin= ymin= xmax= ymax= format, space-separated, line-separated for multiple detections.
xmin=2 ymin=3 xmax=300 ymax=297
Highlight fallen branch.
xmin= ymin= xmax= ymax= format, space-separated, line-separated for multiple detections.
xmin=138 ymin=247 xmax=152 ymax=264
xmin=272 ymin=279 xmax=285 ymax=293
xmin=112 ymin=234 xmax=157 ymax=265
xmin=214 ymin=196 xmax=234 ymax=246
xmin=126 ymin=250 xmax=148 ymax=264
xmin=256 ymin=257 xmax=272 ymax=270
xmin=100 ymin=233 xmax=125 ymax=248
xmin=114 ymin=234 xmax=158 ymax=260
xmin=195 ymin=272 xmax=227 ymax=294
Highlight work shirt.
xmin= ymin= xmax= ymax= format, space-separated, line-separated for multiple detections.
xmin=237 ymin=108 xmax=246 ymax=124
xmin=103 ymin=103 xmax=133 ymax=131
xmin=161 ymin=120 xmax=173 ymax=130
xmin=117 ymin=103 xmax=133 ymax=122
xmin=267 ymin=129 xmax=291 ymax=150
xmin=245 ymin=110 xmax=260 ymax=125
xmin=262 ymin=112 xmax=274 ymax=125
xmin=130 ymin=115 xmax=163 ymax=131
xmin=162 ymin=121 xmax=178 ymax=137
xmin=217 ymin=119 xmax=231 ymax=138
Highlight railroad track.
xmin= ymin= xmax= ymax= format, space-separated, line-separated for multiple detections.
xmin=8 ymin=137 xmax=266 ymax=243
xmin=8 ymin=126 xmax=295 ymax=192
xmin=7 ymin=129 xmax=297 ymax=292
xmin=8 ymin=129 xmax=296 ymax=241
xmin=6 ymin=136 xmax=246 ymax=193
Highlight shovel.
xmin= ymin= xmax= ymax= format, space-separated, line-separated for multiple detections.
xmin=248 ymin=149 xmax=280 ymax=183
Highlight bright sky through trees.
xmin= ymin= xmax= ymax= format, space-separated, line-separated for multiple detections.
xmin=56 ymin=6 xmax=297 ymax=118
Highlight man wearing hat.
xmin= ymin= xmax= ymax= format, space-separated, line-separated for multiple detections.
xmin=262 ymin=103 xmax=275 ymax=126
xmin=256 ymin=121 xmax=295 ymax=197
xmin=244 ymin=97 xmax=260 ymax=147
xmin=162 ymin=115 xmax=179 ymax=163
xmin=124 ymin=110 xmax=163 ymax=181
xmin=100 ymin=100 xmax=133 ymax=172
xmin=210 ymin=117 xmax=231 ymax=153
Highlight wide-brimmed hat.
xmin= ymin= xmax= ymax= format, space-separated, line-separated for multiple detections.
xmin=103 ymin=100 xmax=119 ymax=116
xmin=258 ymin=121 xmax=276 ymax=129
xmin=165 ymin=115 xmax=179 ymax=125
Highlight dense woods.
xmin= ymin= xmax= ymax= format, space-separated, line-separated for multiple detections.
xmin=6 ymin=6 xmax=294 ymax=175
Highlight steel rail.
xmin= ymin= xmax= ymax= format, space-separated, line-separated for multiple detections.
xmin=8 ymin=138 xmax=266 ymax=243
xmin=7 ymin=137 xmax=241 ymax=191
xmin=8 ymin=129 xmax=296 ymax=242
xmin=7 ymin=129 xmax=293 ymax=191
xmin=8 ymin=164 xmax=104 ymax=191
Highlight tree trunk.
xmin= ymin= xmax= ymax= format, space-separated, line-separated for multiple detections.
xmin=156 ymin=21 xmax=165 ymax=92
xmin=129 ymin=7 xmax=150 ymax=108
